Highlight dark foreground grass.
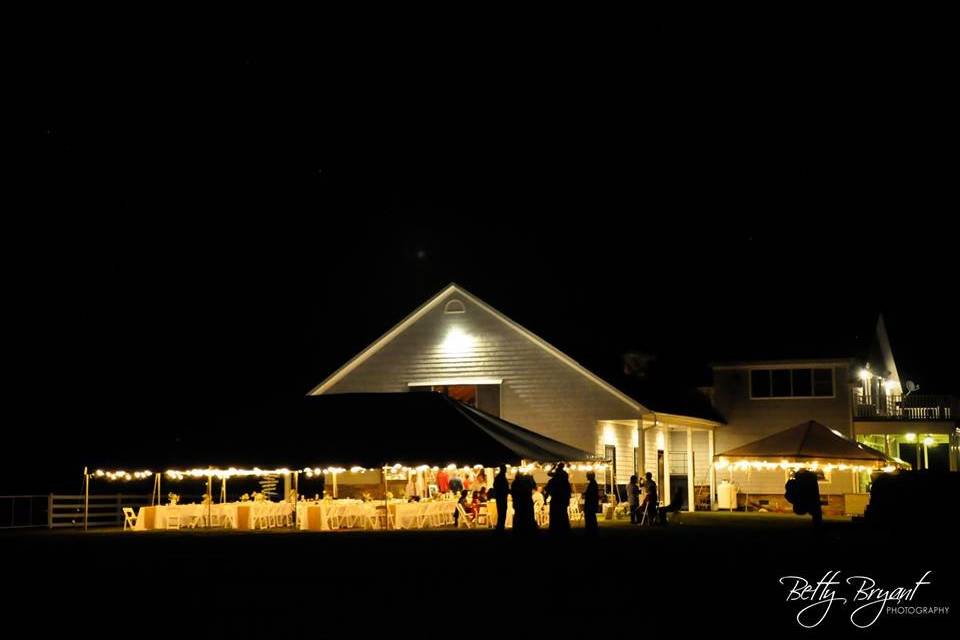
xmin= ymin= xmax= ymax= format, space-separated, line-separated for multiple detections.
xmin=4 ymin=513 xmax=955 ymax=637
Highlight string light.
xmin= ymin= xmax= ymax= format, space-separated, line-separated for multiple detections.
xmin=93 ymin=470 xmax=153 ymax=481
xmin=713 ymin=458 xmax=903 ymax=474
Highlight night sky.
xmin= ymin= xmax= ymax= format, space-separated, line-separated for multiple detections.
xmin=9 ymin=39 xmax=957 ymax=491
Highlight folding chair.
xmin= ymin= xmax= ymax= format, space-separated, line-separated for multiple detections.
xmin=640 ymin=500 xmax=659 ymax=526
xmin=123 ymin=507 xmax=138 ymax=531
xmin=165 ymin=514 xmax=181 ymax=530
xmin=456 ymin=503 xmax=475 ymax=528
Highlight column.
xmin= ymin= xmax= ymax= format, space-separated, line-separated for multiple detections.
xmin=662 ymin=428 xmax=671 ymax=506
xmin=686 ymin=427 xmax=695 ymax=512
xmin=708 ymin=428 xmax=717 ymax=511
xmin=637 ymin=421 xmax=645 ymax=478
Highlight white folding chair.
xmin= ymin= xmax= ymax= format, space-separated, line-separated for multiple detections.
xmin=476 ymin=504 xmax=489 ymax=527
xmin=123 ymin=507 xmax=138 ymax=531
xmin=165 ymin=514 xmax=181 ymax=530
xmin=456 ymin=503 xmax=475 ymax=528
xmin=326 ymin=504 xmax=342 ymax=530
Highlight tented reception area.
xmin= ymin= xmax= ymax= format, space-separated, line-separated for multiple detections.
xmin=91 ymin=393 xmax=608 ymax=532
xmin=713 ymin=420 xmax=908 ymax=516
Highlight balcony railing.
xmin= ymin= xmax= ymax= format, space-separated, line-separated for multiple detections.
xmin=852 ymin=393 xmax=958 ymax=421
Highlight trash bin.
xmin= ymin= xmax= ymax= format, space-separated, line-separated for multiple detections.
xmin=717 ymin=482 xmax=738 ymax=511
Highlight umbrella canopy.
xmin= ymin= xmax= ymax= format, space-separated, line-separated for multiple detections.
xmin=716 ymin=420 xmax=907 ymax=469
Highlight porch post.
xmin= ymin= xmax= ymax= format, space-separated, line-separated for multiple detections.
xmin=686 ymin=427 xmax=695 ymax=512
xmin=662 ymin=428 xmax=671 ymax=506
xmin=708 ymin=428 xmax=717 ymax=511
xmin=637 ymin=421 xmax=645 ymax=478
xmin=951 ymin=432 xmax=959 ymax=472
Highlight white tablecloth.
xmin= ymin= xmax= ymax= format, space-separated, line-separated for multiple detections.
xmin=135 ymin=502 xmax=292 ymax=530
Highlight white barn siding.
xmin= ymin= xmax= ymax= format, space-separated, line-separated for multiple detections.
xmin=318 ymin=289 xmax=642 ymax=469
xmin=597 ymin=421 xmax=640 ymax=484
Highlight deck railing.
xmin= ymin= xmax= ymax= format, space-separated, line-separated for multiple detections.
xmin=852 ymin=393 xmax=957 ymax=420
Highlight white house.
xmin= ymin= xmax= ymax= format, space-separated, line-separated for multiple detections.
xmin=310 ymin=283 xmax=721 ymax=511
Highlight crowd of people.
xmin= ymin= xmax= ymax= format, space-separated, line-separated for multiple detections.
xmin=402 ymin=463 xmax=669 ymax=534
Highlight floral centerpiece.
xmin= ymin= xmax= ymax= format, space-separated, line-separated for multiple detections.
xmin=201 ymin=493 xmax=212 ymax=506
xmin=240 ymin=493 xmax=250 ymax=502
xmin=361 ymin=491 xmax=373 ymax=502
xmin=253 ymin=491 xmax=266 ymax=502
xmin=167 ymin=492 xmax=180 ymax=506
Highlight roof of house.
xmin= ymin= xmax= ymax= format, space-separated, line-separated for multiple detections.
xmin=310 ymin=283 xmax=655 ymax=416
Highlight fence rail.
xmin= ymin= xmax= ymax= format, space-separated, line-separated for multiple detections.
xmin=0 ymin=494 xmax=152 ymax=529
xmin=852 ymin=393 xmax=957 ymax=420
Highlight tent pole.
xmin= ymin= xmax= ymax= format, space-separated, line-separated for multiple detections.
xmin=83 ymin=467 xmax=89 ymax=532
xmin=207 ymin=475 xmax=212 ymax=527
xmin=382 ymin=468 xmax=389 ymax=530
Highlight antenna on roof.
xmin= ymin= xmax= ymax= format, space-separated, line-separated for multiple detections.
xmin=904 ymin=380 xmax=920 ymax=397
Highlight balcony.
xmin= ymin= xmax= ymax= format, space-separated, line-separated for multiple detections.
xmin=852 ymin=393 xmax=958 ymax=421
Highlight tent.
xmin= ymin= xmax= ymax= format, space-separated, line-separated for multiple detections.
xmin=291 ymin=392 xmax=602 ymax=467
xmin=715 ymin=420 xmax=908 ymax=469
xmin=83 ymin=392 xmax=604 ymax=530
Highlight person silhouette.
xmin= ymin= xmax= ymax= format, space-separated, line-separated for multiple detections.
xmin=627 ymin=474 xmax=641 ymax=524
xmin=543 ymin=462 xmax=571 ymax=534
xmin=583 ymin=471 xmax=600 ymax=536
xmin=493 ymin=465 xmax=510 ymax=531
xmin=787 ymin=469 xmax=822 ymax=526
xmin=510 ymin=471 xmax=536 ymax=534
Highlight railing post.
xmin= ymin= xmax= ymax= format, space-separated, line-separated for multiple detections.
xmin=48 ymin=494 xmax=53 ymax=529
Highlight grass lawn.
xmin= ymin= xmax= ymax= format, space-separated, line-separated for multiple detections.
xmin=4 ymin=512 xmax=954 ymax=636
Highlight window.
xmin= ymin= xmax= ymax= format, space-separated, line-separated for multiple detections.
xmin=750 ymin=368 xmax=834 ymax=399
xmin=443 ymin=299 xmax=466 ymax=314
xmin=409 ymin=383 xmax=501 ymax=416
xmin=433 ymin=384 xmax=477 ymax=406
xmin=771 ymin=369 xmax=791 ymax=397
xmin=751 ymin=369 xmax=771 ymax=397
xmin=792 ymin=368 xmax=812 ymax=396
xmin=605 ymin=445 xmax=617 ymax=490
xmin=813 ymin=369 xmax=833 ymax=396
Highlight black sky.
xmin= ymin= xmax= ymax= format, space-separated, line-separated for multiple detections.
xmin=8 ymin=32 xmax=958 ymax=490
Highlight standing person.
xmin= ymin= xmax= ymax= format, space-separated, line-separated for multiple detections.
xmin=493 ymin=465 xmax=510 ymax=531
xmin=510 ymin=471 xmax=536 ymax=534
xmin=436 ymin=467 xmax=450 ymax=494
xmin=641 ymin=472 xmax=658 ymax=525
xmin=543 ymin=463 xmax=571 ymax=534
xmin=787 ymin=469 xmax=823 ymax=526
xmin=475 ymin=468 xmax=488 ymax=491
xmin=448 ymin=471 xmax=463 ymax=494
xmin=627 ymin=475 xmax=641 ymax=524
xmin=583 ymin=471 xmax=600 ymax=536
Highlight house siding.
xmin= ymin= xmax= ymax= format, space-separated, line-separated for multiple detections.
xmin=317 ymin=289 xmax=643 ymax=477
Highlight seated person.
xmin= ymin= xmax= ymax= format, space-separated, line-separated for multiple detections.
xmin=476 ymin=487 xmax=488 ymax=503
xmin=453 ymin=489 xmax=471 ymax=525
